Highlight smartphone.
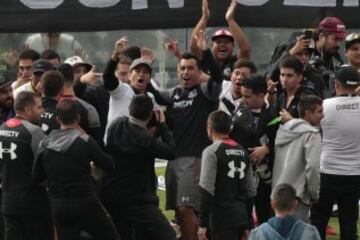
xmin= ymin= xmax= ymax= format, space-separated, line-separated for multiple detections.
xmin=303 ymin=29 xmax=314 ymax=40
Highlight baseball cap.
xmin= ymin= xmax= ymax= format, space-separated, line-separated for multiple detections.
xmin=130 ymin=58 xmax=152 ymax=73
xmin=345 ymin=33 xmax=360 ymax=50
xmin=32 ymin=59 xmax=54 ymax=74
xmin=64 ymin=56 xmax=92 ymax=72
xmin=335 ymin=66 xmax=360 ymax=86
xmin=319 ymin=17 xmax=347 ymax=40
xmin=211 ymin=29 xmax=234 ymax=42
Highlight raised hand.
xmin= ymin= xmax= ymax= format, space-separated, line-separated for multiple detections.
xmin=112 ymin=36 xmax=128 ymax=61
xmin=225 ymin=0 xmax=237 ymax=22
xmin=80 ymin=65 xmax=102 ymax=85
xmin=141 ymin=47 xmax=155 ymax=64
xmin=165 ymin=37 xmax=182 ymax=59
xmin=289 ymin=35 xmax=312 ymax=56
xmin=202 ymin=0 xmax=210 ymax=20
xmin=193 ymin=30 xmax=208 ymax=52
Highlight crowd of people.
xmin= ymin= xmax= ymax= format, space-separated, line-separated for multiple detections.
xmin=0 ymin=0 xmax=359 ymax=239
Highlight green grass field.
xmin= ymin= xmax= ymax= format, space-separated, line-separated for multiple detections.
xmin=155 ymin=166 xmax=359 ymax=240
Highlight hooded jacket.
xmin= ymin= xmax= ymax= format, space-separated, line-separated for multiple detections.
xmin=101 ymin=116 xmax=175 ymax=207
xmin=33 ymin=129 xmax=114 ymax=201
xmin=249 ymin=215 xmax=320 ymax=240
xmin=272 ymin=119 xmax=321 ymax=205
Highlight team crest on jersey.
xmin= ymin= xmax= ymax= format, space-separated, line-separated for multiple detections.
xmin=223 ymin=67 xmax=231 ymax=78
xmin=188 ymin=89 xmax=197 ymax=99
xmin=236 ymin=111 xmax=242 ymax=117
xmin=173 ymin=94 xmax=180 ymax=100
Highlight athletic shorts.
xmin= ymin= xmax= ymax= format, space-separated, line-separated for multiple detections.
xmin=165 ymin=156 xmax=201 ymax=211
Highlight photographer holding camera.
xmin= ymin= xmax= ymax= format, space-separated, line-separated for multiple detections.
xmin=310 ymin=17 xmax=347 ymax=98
xmin=101 ymin=95 xmax=176 ymax=240
xmin=267 ymin=30 xmax=325 ymax=99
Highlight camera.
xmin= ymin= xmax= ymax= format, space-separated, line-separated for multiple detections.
xmin=303 ymin=29 xmax=314 ymax=40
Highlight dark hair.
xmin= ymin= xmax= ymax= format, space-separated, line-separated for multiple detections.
xmin=14 ymin=91 xmax=39 ymax=112
xmin=56 ymin=99 xmax=79 ymax=125
xmin=280 ymin=56 xmax=304 ymax=75
xmin=122 ymin=46 xmax=141 ymax=61
xmin=233 ymin=59 xmax=257 ymax=74
xmin=241 ymin=75 xmax=267 ymax=95
xmin=19 ymin=49 xmax=40 ymax=62
xmin=129 ymin=95 xmax=153 ymax=121
xmin=118 ymin=56 xmax=133 ymax=65
xmin=180 ymin=52 xmax=201 ymax=69
xmin=41 ymin=49 xmax=61 ymax=62
xmin=58 ymin=63 xmax=74 ymax=84
xmin=207 ymin=110 xmax=232 ymax=134
xmin=298 ymin=94 xmax=323 ymax=118
xmin=41 ymin=70 xmax=64 ymax=98
xmin=271 ymin=184 xmax=297 ymax=212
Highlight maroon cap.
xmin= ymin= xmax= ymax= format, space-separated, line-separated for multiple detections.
xmin=319 ymin=17 xmax=347 ymax=40
xmin=211 ymin=29 xmax=234 ymax=42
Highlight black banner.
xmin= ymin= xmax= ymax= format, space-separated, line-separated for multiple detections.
xmin=0 ymin=0 xmax=359 ymax=33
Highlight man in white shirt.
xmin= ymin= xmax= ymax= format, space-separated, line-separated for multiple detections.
xmin=219 ymin=58 xmax=257 ymax=115
xmin=103 ymin=38 xmax=158 ymax=141
xmin=311 ymin=66 xmax=360 ymax=240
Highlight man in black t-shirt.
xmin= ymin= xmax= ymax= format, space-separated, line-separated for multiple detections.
xmin=149 ymin=32 xmax=223 ymax=239
xmin=0 ymin=91 xmax=52 ymax=240
xmin=198 ymin=110 xmax=256 ymax=240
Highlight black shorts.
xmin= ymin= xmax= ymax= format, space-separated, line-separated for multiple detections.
xmin=165 ymin=157 xmax=201 ymax=211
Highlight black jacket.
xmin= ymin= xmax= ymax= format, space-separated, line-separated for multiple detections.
xmin=33 ymin=129 xmax=113 ymax=201
xmin=231 ymin=101 xmax=279 ymax=173
xmin=101 ymin=116 xmax=175 ymax=208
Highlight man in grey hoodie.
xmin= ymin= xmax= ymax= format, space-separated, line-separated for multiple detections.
xmin=272 ymin=94 xmax=324 ymax=222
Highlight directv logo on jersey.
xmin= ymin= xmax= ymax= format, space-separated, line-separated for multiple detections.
xmin=41 ymin=112 xmax=54 ymax=119
xmin=0 ymin=130 xmax=20 ymax=138
xmin=0 ymin=142 xmax=17 ymax=160
xmin=225 ymin=149 xmax=245 ymax=156
xmin=173 ymin=99 xmax=193 ymax=109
